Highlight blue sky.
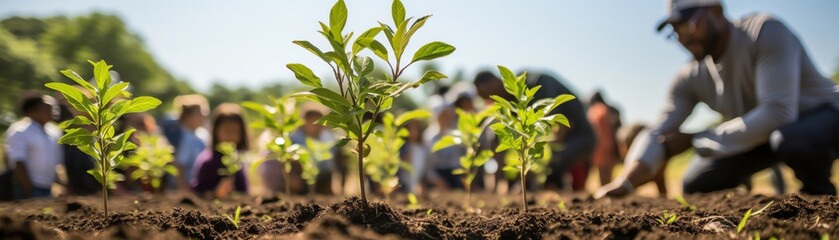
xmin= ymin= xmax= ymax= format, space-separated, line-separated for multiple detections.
xmin=2 ymin=0 xmax=837 ymax=130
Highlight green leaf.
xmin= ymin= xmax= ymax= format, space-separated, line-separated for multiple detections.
xmin=411 ymin=41 xmax=455 ymax=63
xmin=503 ymin=165 xmax=520 ymax=173
xmin=241 ymin=101 xmax=272 ymax=118
xmin=102 ymin=82 xmax=130 ymax=105
xmin=87 ymin=169 xmax=104 ymax=184
xmin=125 ymin=96 xmax=162 ymax=113
xmin=405 ymin=15 xmax=430 ymax=42
xmin=311 ymin=87 xmax=351 ymax=109
xmin=490 ymin=95 xmax=515 ymax=112
xmin=355 ymin=38 xmax=389 ymax=62
xmin=107 ymin=100 xmax=131 ymax=119
xmin=392 ymin=0 xmax=405 ymax=26
xmin=549 ymin=114 xmax=570 ymax=128
xmin=353 ymin=56 xmax=375 ymax=77
xmin=293 ymin=41 xmax=330 ymax=62
xmin=395 ymin=109 xmax=430 ymax=126
xmin=78 ymin=144 xmax=99 ymax=159
xmin=546 ymin=94 xmax=576 ymax=114
xmin=287 ymin=64 xmax=323 ymax=88
xmin=58 ymin=128 xmax=94 ymax=146
xmin=750 ymin=201 xmax=774 ymax=216
xmin=60 ymin=69 xmax=96 ymax=92
xmin=432 ymin=135 xmax=460 ymax=152
xmin=352 ymin=27 xmax=382 ymax=55
xmin=497 ymin=65 xmax=519 ymax=96
xmin=737 ymin=208 xmax=752 ymax=233
xmin=413 ymin=70 xmax=447 ymax=87
xmin=91 ymin=60 xmax=112 ymax=90
xmin=58 ymin=116 xmax=93 ymax=129
xmin=452 ymin=168 xmax=467 ymax=175
xmin=45 ymin=82 xmax=86 ymax=109
xmin=329 ymin=0 xmax=348 ymax=38
xmin=392 ymin=17 xmax=411 ymax=59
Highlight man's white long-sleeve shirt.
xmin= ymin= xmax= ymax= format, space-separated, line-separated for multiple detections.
xmin=629 ymin=13 xmax=839 ymax=170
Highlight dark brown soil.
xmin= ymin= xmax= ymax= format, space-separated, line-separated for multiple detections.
xmin=0 ymin=191 xmax=836 ymax=239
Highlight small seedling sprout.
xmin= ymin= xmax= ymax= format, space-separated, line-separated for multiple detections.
xmin=226 ymin=205 xmax=242 ymax=229
xmin=407 ymin=193 xmax=420 ymax=209
xmin=675 ymin=195 xmax=697 ymax=211
xmin=737 ymin=208 xmax=753 ymax=233
xmin=738 ymin=201 xmax=774 ymax=233
xmin=656 ymin=210 xmax=678 ymax=226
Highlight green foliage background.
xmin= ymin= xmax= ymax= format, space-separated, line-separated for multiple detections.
xmin=0 ymin=13 xmax=423 ymax=133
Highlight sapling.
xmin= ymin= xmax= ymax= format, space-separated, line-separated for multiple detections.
xmin=365 ymin=110 xmax=430 ymax=201
xmin=120 ymin=133 xmax=178 ymax=191
xmin=287 ymin=0 xmax=455 ymax=203
xmin=432 ymin=106 xmax=497 ymax=207
xmin=243 ymin=97 xmax=307 ymax=196
xmin=47 ymin=60 xmax=162 ymax=218
xmin=489 ymin=65 xmax=574 ymax=211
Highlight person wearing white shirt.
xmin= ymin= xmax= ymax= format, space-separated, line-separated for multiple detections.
xmin=5 ymin=95 xmax=63 ymax=199
xmin=597 ymin=0 xmax=838 ymax=198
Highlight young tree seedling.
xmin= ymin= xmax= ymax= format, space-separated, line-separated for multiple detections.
xmin=47 ymin=60 xmax=162 ymax=218
xmin=366 ymin=110 xmax=430 ymax=201
xmin=287 ymin=0 xmax=455 ymax=203
xmin=243 ymin=97 xmax=307 ymax=196
xmin=121 ymin=133 xmax=178 ymax=191
xmin=432 ymin=106 xmax=497 ymax=208
xmin=225 ymin=205 xmax=242 ymax=229
xmin=489 ymin=65 xmax=574 ymax=211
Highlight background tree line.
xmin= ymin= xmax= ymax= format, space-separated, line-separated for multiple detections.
xmin=0 ymin=12 xmax=834 ymax=132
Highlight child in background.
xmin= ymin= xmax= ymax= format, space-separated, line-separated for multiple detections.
xmin=163 ymin=95 xmax=209 ymax=191
xmin=192 ymin=103 xmax=250 ymax=198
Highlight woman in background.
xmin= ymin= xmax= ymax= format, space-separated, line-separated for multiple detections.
xmin=192 ymin=103 xmax=250 ymax=198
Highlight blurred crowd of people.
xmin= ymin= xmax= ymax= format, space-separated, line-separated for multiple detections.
xmin=0 ymin=69 xmax=644 ymax=201
xmin=2 ymin=0 xmax=837 ymax=203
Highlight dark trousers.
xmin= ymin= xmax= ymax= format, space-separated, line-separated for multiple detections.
xmin=683 ymin=104 xmax=839 ymax=195
xmin=546 ymin=133 xmax=596 ymax=190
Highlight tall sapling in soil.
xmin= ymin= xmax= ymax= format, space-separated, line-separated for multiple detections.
xmin=489 ymin=65 xmax=574 ymax=211
xmin=287 ymin=0 xmax=455 ymax=203
xmin=46 ymin=60 xmax=162 ymax=218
